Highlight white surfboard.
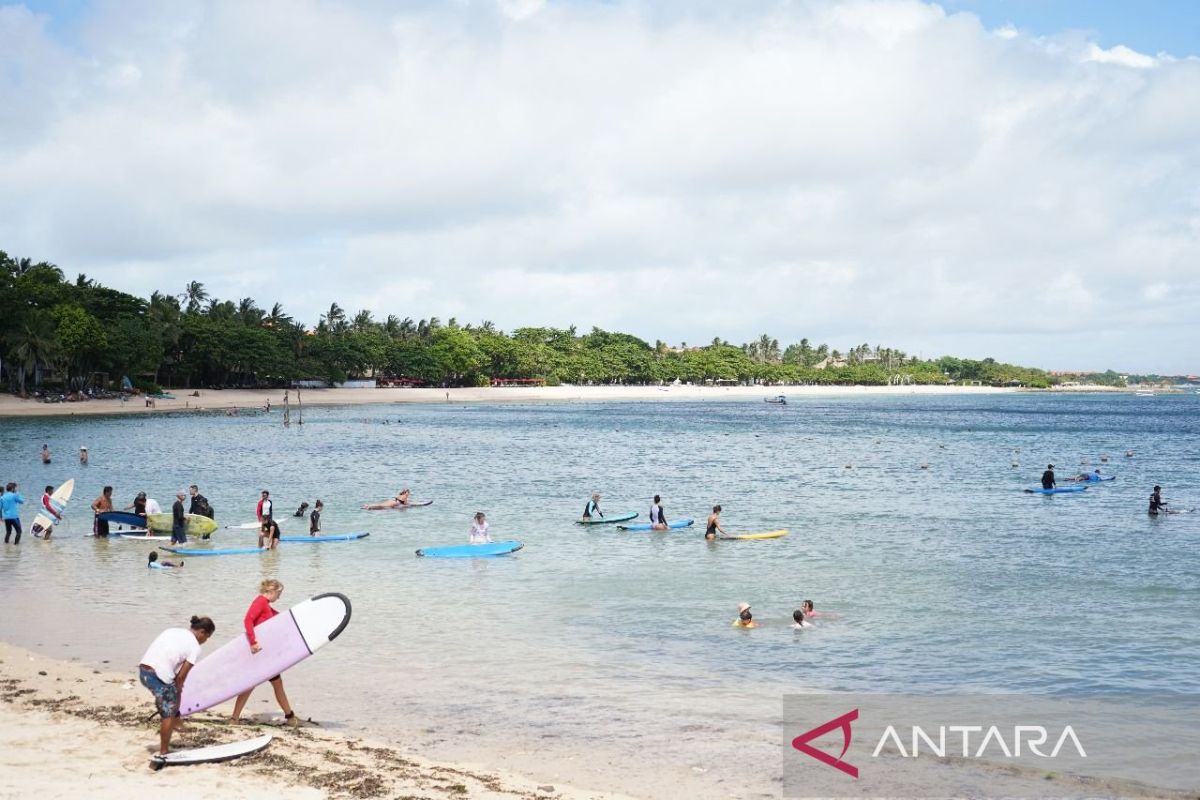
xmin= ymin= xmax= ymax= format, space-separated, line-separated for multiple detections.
xmin=225 ymin=521 xmax=265 ymax=530
xmin=32 ymin=479 xmax=74 ymax=538
xmin=150 ymin=734 xmax=272 ymax=769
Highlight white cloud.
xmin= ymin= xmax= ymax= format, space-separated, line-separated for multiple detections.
xmin=1084 ymin=42 xmax=1159 ymax=69
xmin=0 ymin=0 xmax=1197 ymax=372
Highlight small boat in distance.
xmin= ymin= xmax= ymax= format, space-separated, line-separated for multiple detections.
xmin=1135 ymin=391 xmax=1155 ymax=397
xmin=764 ymin=395 xmax=787 ymax=405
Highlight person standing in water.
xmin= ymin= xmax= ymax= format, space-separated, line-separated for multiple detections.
xmin=259 ymin=517 xmax=282 ymax=550
xmin=1041 ymin=464 xmax=1056 ymax=490
xmin=230 ymin=579 xmax=300 ymax=727
xmin=1148 ymin=485 xmax=1169 ymax=516
xmin=138 ymin=615 xmax=215 ymax=755
xmin=469 ymin=512 xmax=492 ymax=544
xmin=309 ymin=500 xmax=323 ymax=536
xmin=171 ymin=491 xmax=188 ymax=545
xmin=41 ymin=444 xmax=51 ymax=464
xmin=256 ymin=490 xmax=273 ymax=522
xmin=90 ymin=485 xmax=113 ymax=537
xmin=79 ymin=446 xmax=88 ymax=465
xmin=705 ymin=505 xmax=726 ymax=540
xmin=648 ymin=495 xmax=667 ymax=531
xmin=733 ymin=602 xmax=758 ymax=628
xmin=582 ymin=493 xmax=603 ymax=521
xmin=37 ymin=485 xmax=62 ymax=539
xmin=2 ymin=483 xmax=24 ymax=544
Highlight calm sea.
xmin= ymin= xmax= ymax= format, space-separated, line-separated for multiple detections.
xmin=1 ymin=393 xmax=1197 ymax=796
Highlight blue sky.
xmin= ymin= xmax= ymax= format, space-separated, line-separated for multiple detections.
xmin=20 ymin=0 xmax=1200 ymax=57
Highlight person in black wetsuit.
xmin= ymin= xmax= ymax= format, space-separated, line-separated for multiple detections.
xmin=1148 ymin=485 xmax=1168 ymax=516
xmin=1041 ymin=464 xmax=1056 ymax=490
xmin=581 ymin=493 xmax=603 ymax=521
xmin=705 ymin=505 xmax=726 ymax=540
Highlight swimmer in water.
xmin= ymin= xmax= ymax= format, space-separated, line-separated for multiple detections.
xmin=148 ymin=551 xmax=184 ymax=569
xmin=792 ymin=609 xmax=813 ymax=629
xmin=362 ymin=488 xmax=412 ymax=510
xmin=733 ymin=602 xmax=758 ymax=628
xmin=705 ymin=505 xmax=726 ymax=540
xmin=801 ymin=599 xmax=840 ymax=620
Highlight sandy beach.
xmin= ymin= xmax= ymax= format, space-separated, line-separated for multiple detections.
xmin=0 ymin=641 xmax=628 ymax=800
xmin=0 ymin=383 xmax=1020 ymax=418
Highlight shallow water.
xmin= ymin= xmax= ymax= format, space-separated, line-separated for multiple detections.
xmin=1 ymin=393 xmax=1198 ymax=796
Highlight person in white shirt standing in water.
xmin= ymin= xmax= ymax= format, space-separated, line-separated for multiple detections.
xmin=138 ymin=615 xmax=216 ymax=755
xmin=469 ymin=512 xmax=492 ymax=544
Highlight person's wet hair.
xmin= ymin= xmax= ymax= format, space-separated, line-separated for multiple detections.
xmin=739 ymin=610 xmax=752 ymax=622
xmin=793 ymin=609 xmax=805 ymax=624
xmin=190 ymin=616 xmax=216 ymax=635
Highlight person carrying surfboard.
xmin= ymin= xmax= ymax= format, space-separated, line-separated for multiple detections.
xmin=582 ymin=493 xmax=603 ymax=521
xmin=230 ymin=579 xmax=300 ymax=727
xmin=138 ymin=615 xmax=216 ymax=755
xmin=37 ymin=485 xmax=62 ymax=538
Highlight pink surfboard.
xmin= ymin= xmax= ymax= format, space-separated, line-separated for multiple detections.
xmin=179 ymin=592 xmax=351 ymax=717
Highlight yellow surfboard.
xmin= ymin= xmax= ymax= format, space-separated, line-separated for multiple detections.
xmin=147 ymin=512 xmax=218 ymax=537
xmin=725 ymin=529 xmax=788 ymax=541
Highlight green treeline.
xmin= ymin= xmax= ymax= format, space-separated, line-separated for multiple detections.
xmin=1 ymin=250 xmax=1057 ymax=392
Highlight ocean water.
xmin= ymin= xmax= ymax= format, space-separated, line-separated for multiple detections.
xmin=1 ymin=393 xmax=1198 ymax=796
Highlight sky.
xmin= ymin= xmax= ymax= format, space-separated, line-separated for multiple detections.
xmin=1 ymin=1 xmax=1198 ymax=374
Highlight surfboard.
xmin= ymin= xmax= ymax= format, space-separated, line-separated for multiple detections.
xmin=576 ymin=512 xmax=638 ymax=525
xmin=178 ymin=593 xmax=351 ymax=717
xmin=1023 ymin=486 xmax=1088 ymax=494
xmin=164 ymin=545 xmax=268 ymax=556
xmin=98 ymin=510 xmax=147 ymax=527
xmin=146 ymin=512 xmax=219 ymax=536
xmin=225 ymin=521 xmax=266 ymax=530
xmin=116 ymin=531 xmax=170 ymax=540
xmin=280 ymin=532 xmax=369 ymax=543
xmin=31 ymin=479 xmax=74 ymax=538
xmin=150 ymin=734 xmax=272 ymax=770
xmin=362 ymin=500 xmax=434 ymax=510
xmin=722 ymin=529 xmax=788 ymax=540
xmin=617 ymin=518 xmax=695 ymax=531
xmin=416 ymin=540 xmax=523 ymax=558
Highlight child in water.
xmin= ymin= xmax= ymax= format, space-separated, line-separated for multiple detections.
xmin=732 ymin=602 xmax=758 ymax=628
xmin=469 ymin=512 xmax=492 ymax=544
xmin=792 ymin=609 xmax=813 ymax=629
xmin=148 ymin=551 xmax=183 ymax=569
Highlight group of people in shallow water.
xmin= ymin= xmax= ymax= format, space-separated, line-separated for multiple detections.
xmin=579 ymin=492 xmax=759 ymax=541
xmin=138 ymin=579 xmax=300 ymax=755
xmin=1039 ymin=464 xmax=1186 ymax=515
xmin=732 ymin=600 xmax=837 ymax=630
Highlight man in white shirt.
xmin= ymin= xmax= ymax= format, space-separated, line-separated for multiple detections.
xmin=138 ymin=616 xmax=216 ymax=755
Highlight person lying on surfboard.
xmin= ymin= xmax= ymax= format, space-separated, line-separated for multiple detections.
xmin=362 ymin=488 xmax=412 ymax=510
xmin=148 ymin=551 xmax=184 ymax=569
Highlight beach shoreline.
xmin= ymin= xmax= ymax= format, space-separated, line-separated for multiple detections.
xmin=0 ymin=383 xmax=1029 ymax=419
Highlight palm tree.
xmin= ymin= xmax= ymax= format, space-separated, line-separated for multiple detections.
xmin=352 ymin=309 xmax=374 ymax=333
xmin=321 ymin=302 xmax=347 ymax=335
xmin=478 ymin=320 xmax=497 ymax=334
xmin=182 ymin=281 xmax=209 ymax=314
xmin=265 ymin=302 xmax=292 ymax=328
xmin=237 ymin=297 xmax=263 ymax=325
xmin=383 ymin=315 xmax=401 ymax=338
xmin=399 ymin=317 xmax=416 ymax=339
xmin=7 ymin=317 xmax=58 ymax=394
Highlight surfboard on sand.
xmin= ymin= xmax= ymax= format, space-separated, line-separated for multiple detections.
xmin=150 ymin=734 xmax=272 ymax=770
xmin=32 ymin=479 xmax=74 ymax=538
xmin=179 ymin=593 xmax=351 ymax=717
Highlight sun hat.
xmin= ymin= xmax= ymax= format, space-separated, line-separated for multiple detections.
xmin=737 ymin=602 xmax=751 ymax=614
xmin=80 ymin=446 xmax=87 ymax=450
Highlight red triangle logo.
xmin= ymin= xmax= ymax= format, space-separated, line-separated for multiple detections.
xmin=791 ymin=708 xmax=859 ymax=778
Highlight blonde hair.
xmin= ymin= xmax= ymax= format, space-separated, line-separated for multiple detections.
xmin=259 ymin=579 xmax=283 ymax=595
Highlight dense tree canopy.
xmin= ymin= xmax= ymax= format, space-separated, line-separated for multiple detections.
xmin=0 ymin=249 xmax=1108 ymax=393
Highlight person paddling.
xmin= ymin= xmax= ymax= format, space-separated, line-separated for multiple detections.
xmin=1041 ymin=464 xmax=1056 ymax=490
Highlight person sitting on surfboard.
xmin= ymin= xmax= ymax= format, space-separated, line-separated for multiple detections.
xmin=230 ymin=579 xmax=300 ymax=727
xmin=148 ymin=551 xmax=183 ymax=569
xmin=258 ymin=517 xmax=282 ymax=550
xmin=469 ymin=512 xmax=492 ymax=544
xmin=704 ymin=505 xmax=727 ymax=541
xmin=732 ymin=602 xmax=758 ymax=629
xmin=362 ymin=488 xmax=412 ymax=510
xmin=649 ymin=495 xmax=667 ymax=531
xmin=139 ymin=615 xmax=215 ymax=755
xmin=582 ymin=493 xmax=603 ymax=521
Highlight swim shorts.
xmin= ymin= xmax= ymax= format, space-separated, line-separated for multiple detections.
xmin=139 ymin=666 xmax=180 ymax=718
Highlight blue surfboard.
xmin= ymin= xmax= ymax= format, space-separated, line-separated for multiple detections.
xmin=164 ymin=546 xmax=268 ymax=556
xmin=617 ymin=518 xmax=695 ymax=531
xmin=280 ymin=532 xmax=369 ymax=543
xmin=416 ymin=540 xmax=523 ymax=558
xmin=98 ymin=511 xmax=148 ymax=527
xmin=576 ymin=512 xmax=638 ymax=525
xmin=1024 ymin=486 xmax=1088 ymax=494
